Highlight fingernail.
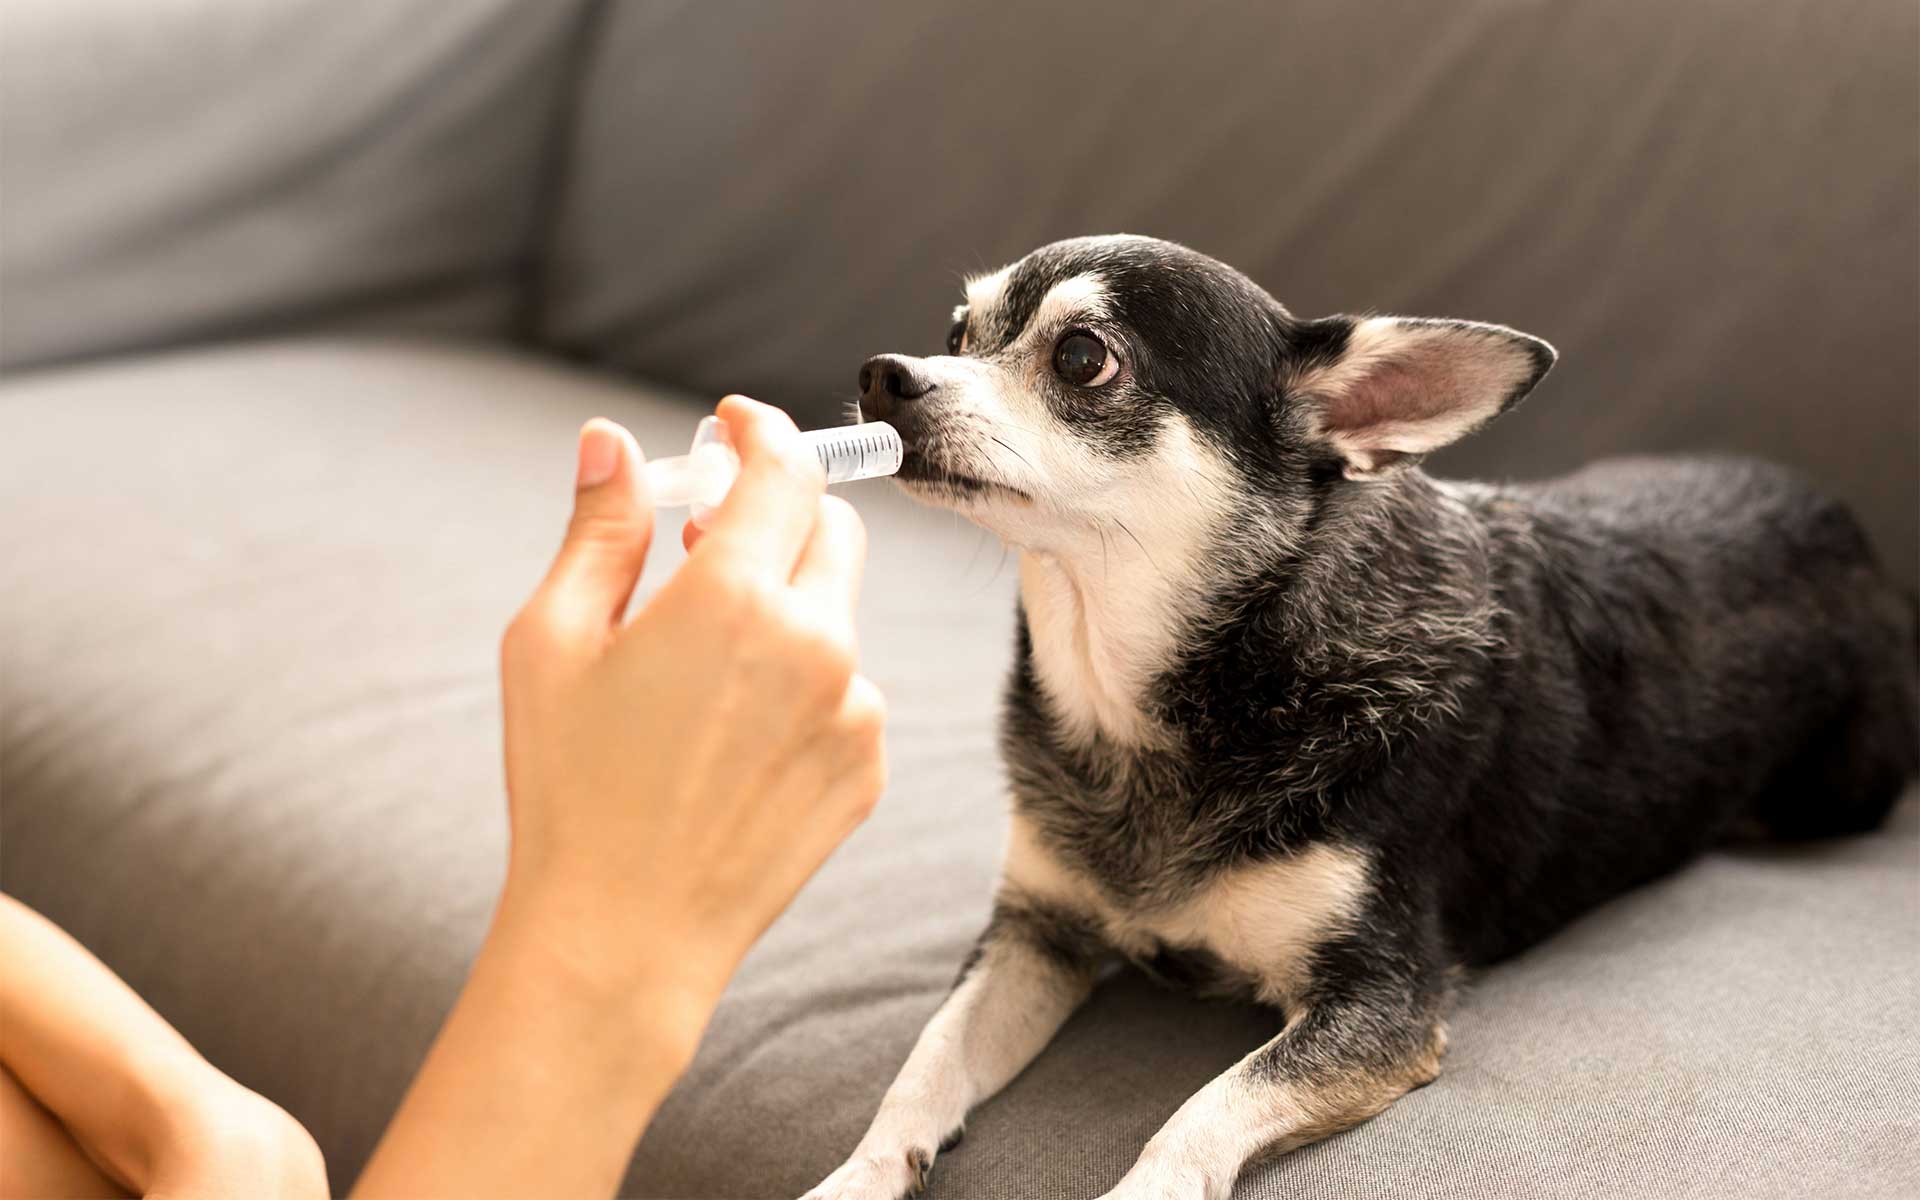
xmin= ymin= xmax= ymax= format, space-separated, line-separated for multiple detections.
xmin=577 ymin=421 xmax=620 ymax=488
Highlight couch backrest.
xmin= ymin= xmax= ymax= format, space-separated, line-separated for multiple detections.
xmin=0 ymin=0 xmax=590 ymax=370
xmin=536 ymin=0 xmax=1918 ymax=583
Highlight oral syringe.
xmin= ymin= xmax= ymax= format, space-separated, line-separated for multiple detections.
xmin=643 ymin=417 xmax=904 ymax=524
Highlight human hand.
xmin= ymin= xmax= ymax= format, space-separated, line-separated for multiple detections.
xmin=495 ymin=396 xmax=885 ymax=1058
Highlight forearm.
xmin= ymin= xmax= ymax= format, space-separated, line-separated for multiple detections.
xmin=0 ymin=1063 xmax=133 ymax=1199
xmin=350 ymin=897 xmax=717 ymax=1200
xmin=0 ymin=895 xmax=258 ymax=1192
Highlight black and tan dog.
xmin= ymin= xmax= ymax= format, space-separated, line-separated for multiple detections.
xmin=805 ymin=235 xmax=1917 ymax=1199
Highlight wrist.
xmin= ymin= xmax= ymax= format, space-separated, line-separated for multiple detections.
xmin=481 ymin=890 xmax=732 ymax=1081
xmin=350 ymin=894 xmax=720 ymax=1200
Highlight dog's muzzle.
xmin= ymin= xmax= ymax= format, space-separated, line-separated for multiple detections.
xmin=857 ymin=353 xmax=937 ymax=425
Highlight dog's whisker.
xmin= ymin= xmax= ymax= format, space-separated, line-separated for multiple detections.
xmin=987 ymin=434 xmax=1034 ymax=472
xmin=1111 ymin=517 xmax=1159 ymax=572
xmin=960 ymin=524 xmax=989 ymax=581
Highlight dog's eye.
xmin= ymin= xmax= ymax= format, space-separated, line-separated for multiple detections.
xmin=1053 ymin=331 xmax=1117 ymax=386
xmin=946 ymin=319 xmax=969 ymax=356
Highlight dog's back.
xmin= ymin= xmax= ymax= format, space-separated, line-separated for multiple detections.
xmin=1429 ymin=455 xmax=1918 ymax=960
xmin=1533 ymin=455 xmax=1916 ymax=832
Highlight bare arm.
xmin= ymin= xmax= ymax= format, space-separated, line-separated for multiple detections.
xmin=0 ymin=894 xmax=325 ymax=1200
xmin=341 ymin=907 xmax=703 ymax=1200
xmin=1 ymin=1060 xmax=129 ymax=1199
xmin=352 ymin=397 xmax=884 ymax=1197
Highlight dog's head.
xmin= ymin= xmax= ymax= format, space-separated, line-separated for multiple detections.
xmin=857 ymin=235 xmax=1554 ymax=553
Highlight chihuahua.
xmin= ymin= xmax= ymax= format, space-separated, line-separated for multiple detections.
xmin=804 ymin=235 xmax=1918 ymax=1199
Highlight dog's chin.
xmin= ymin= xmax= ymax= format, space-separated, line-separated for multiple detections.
xmin=893 ymin=448 xmax=1034 ymax=509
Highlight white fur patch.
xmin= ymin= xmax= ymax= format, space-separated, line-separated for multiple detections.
xmin=1005 ymin=816 xmax=1372 ymax=1004
xmin=805 ymin=913 xmax=1093 ymax=1200
xmin=1102 ymin=1016 xmax=1443 ymax=1199
xmin=906 ymin=268 xmax=1248 ymax=748
xmin=1109 ymin=1070 xmax=1305 ymax=1198
xmin=1015 ymin=414 xmax=1237 ymax=747
xmin=1101 ymin=1046 xmax=1317 ymax=1200
xmin=1031 ymin=272 xmax=1111 ymax=332
xmin=829 ymin=820 xmax=1387 ymax=1200
xmin=963 ymin=263 xmax=1015 ymax=317
xmin=888 ymin=376 xmax=1239 ymax=746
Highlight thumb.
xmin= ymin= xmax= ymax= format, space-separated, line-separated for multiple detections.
xmin=530 ymin=418 xmax=655 ymax=643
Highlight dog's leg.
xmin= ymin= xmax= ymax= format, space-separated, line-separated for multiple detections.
xmin=803 ymin=895 xmax=1104 ymax=1200
xmin=1100 ymin=982 xmax=1447 ymax=1200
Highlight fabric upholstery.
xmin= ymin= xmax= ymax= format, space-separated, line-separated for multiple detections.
xmin=3 ymin=340 xmax=1914 ymax=1198
xmin=0 ymin=0 xmax=591 ymax=370
xmin=537 ymin=0 xmax=1919 ymax=586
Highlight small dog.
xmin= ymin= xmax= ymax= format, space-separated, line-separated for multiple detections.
xmin=805 ymin=235 xmax=1918 ymax=1200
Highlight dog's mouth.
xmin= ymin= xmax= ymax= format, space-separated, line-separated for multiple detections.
xmin=895 ymin=448 xmax=1033 ymax=505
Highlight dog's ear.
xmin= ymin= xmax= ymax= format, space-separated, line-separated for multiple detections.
xmin=1285 ymin=316 xmax=1556 ymax=479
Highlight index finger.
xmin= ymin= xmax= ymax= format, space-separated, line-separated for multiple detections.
xmin=691 ymin=395 xmax=824 ymax=582
xmin=791 ymin=495 xmax=867 ymax=635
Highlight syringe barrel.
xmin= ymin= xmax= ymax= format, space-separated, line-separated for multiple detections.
xmin=642 ymin=419 xmax=904 ymax=525
xmin=803 ymin=422 xmax=904 ymax=485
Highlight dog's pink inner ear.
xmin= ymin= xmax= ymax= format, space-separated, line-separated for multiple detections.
xmin=1297 ymin=318 xmax=1551 ymax=479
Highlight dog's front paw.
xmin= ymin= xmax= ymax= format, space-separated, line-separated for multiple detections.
xmin=801 ymin=1145 xmax=935 ymax=1200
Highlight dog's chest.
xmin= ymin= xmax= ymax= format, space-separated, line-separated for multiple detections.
xmin=1003 ymin=815 xmax=1371 ymax=1004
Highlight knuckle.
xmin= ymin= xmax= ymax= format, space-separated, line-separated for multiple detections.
xmin=500 ymin=616 xmax=528 ymax=664
xmin=846 ymin=690 xmax=887 ymax=740
xmin=798 ymin=630 xmax=857 ymax=694
xmin=501 ymin=605 xmax=557 ymax=664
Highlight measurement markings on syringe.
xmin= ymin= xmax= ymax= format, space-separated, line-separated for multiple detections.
xmin=815 ymin=428 xmax=903 ymax=483
xmin=648 ymin=420 xmax=902 ymax=515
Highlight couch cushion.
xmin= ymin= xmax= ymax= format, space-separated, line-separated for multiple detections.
xmin=0 ymin=0 xmax=592 ymax=370
xmin=535 ymin=0 xmax=1919 ymax=587
xmin=2 ymin=339 xmax=1914 ymax=1198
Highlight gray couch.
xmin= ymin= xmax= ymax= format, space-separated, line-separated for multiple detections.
xmin=2 ymin=2 xmax=1914 ymax=1197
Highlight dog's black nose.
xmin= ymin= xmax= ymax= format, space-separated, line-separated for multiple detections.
xmin=858 ymin=354 xmax=935 ymax=422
